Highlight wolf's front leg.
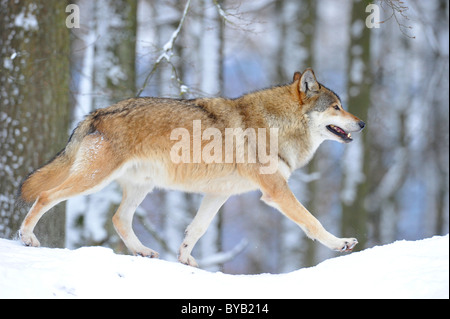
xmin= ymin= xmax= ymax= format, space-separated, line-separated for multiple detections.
xmin=256 ymin=172 xmax=358 ymax=252
xmin=178 ymin=194 xmax=229 ymax=267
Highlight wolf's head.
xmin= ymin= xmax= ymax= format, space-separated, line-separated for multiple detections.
xmin=294 ymin=69 xmax=365 ymax=144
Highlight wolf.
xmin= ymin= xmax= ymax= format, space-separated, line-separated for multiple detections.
xmin=17 ymin=68 xmax=365 ymax=267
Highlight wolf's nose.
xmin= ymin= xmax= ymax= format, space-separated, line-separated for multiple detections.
xmin=358 ymin=121 xmax=366 ymax=129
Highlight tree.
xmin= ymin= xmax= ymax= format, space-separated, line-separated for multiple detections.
xmin=341 ymin=0 xmax=372 ymax=249
xmin=0 ymin=0 xmax=71 ymax=247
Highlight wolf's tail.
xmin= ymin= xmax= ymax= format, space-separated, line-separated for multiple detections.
xmin=18 ymin=150 xmax=73 ymax=205
xmin=17 ymin=118 xmax=94 ymax=205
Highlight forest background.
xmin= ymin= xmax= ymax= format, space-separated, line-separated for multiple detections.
xmin=1 ymin=0 xmax=448 ymax=274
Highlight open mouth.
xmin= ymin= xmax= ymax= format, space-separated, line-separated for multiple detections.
xmin=326 ymin=125 xmax=353 ymax=142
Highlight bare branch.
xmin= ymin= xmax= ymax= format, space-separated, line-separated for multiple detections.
xmin=212 ymin=0 xmax=259 ymax=32
xmin=377 ymin=0 xmax=415 ymax=38
xmin=136 ymin=209 xmax=248 ymax=267
xmin=135 ymin=213 xmax=178 ymax=257
xmin=213 ymin=0 xmax=235 ymax=25
xmin=136 ymin=0 xmax=192 ymax=97
xmin=158 ymin=0 xmax=191 ymax=63
xmin=198 ymin=238 xmax=249 ymax=268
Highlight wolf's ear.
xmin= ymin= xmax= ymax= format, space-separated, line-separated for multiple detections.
xmin=299 ymin=69 xmax=320 ymax=95
xmin=293 ymin=71 xmax=302 ymax=82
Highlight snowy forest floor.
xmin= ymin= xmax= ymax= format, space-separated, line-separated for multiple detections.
xmin=0 ymin=235 xmax=448 ymax=299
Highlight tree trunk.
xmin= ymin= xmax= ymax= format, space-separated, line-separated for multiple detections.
xmin=0 ymin=0 xmax=70 ymax=247
xmin=341 ymin=0 xmax=372 ymax=249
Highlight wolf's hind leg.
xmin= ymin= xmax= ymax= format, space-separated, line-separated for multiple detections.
xmin=178 ymin=194 xmax=229 ymax=267
xmin=19 ymin=165 xmax=118 ymax=247
xmin=19 ymin=133 xmax=121 ymax=247
xmin=19 ymin=192 xmax=60 ymax=247
xmin=113 ymin=182 xmax=157 ymax=258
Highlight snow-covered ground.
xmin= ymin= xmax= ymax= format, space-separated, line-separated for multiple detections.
xmin=0 ymin=235 xmax=448 ymax=299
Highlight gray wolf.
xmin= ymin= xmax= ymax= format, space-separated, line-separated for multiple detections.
xmin=18 ymin=68 xmax=365 ymax=267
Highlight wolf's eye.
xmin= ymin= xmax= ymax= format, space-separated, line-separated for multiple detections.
xmin=333 ymin=105 xmax=340 ymax=111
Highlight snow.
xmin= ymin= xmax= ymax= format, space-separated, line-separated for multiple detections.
xmin=14 ymin=4 xmax=39 ymax=31
xmin=0 ymin=235 xmax=448 ymax=299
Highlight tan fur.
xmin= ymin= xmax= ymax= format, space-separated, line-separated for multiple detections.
xmin=18 ymin=68 xmax=365 ymax=266
xmin=19 ymin=154 xmax=72 ymax=204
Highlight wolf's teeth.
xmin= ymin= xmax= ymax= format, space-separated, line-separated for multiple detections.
xmin=347 ymin=133 xmax=352 ymax=138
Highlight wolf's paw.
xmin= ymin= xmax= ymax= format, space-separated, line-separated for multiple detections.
xmin=20 ymin=231 xmax=40 ymax=247
xmin=134 ymin=247 xmax=159 ymax=258
xmin=336 ymin=238 xmax=358 ymax=252
xmin=178 ymin=254 xmax=199 ymax=268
